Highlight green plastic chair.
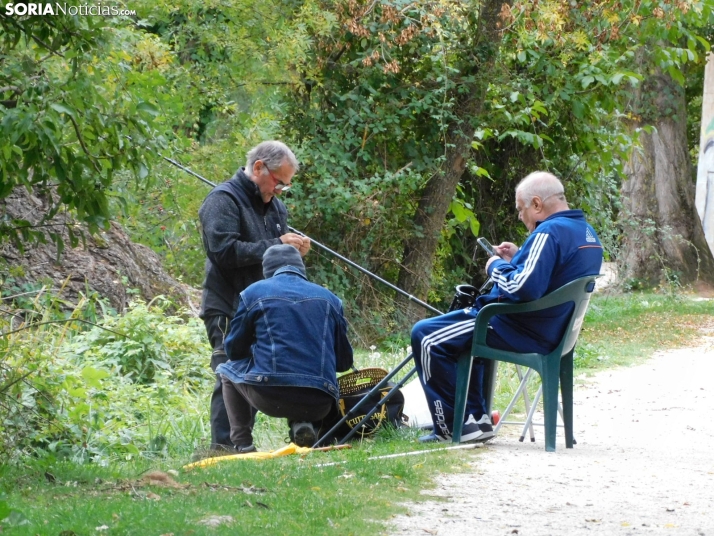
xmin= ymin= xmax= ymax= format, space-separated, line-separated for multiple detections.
xmin=451 ymin=275 xmax=598 ymax=452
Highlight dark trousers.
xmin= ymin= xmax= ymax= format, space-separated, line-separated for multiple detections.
xmin=204 ymin=315 xmax=232 ymax=447
xmin=221 ymin=378 xmax=335 ymax=447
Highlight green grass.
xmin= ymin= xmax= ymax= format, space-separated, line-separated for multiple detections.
xmin=0 ymin=431 xmax=473 ymax=535
xmin=578 ymin=292 xmax=714 ymax=367
xmin=2 ymin=291 xmax=713 ymax=535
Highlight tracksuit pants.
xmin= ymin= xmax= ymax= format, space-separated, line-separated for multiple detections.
xmin=411 ymin=307 xmax=512 ymax=437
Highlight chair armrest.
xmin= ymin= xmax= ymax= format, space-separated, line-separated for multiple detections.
xmin=472 ymin=275 xmax=598 ymax=346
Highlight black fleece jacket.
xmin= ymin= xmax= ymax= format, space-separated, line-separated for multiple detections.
xmin=199 ymin=168 xmax=288 ymax=318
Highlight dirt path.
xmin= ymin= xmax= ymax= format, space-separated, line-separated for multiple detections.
xmin=391 ymin=329 xmax=714 ymax=536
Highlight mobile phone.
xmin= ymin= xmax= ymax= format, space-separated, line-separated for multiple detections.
xmin=477 ymin=237 xmax=495 ymax=257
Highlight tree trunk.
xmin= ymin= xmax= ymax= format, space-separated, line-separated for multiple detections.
xmin=397 ymin=127 xmax=473 ymax=321
xmin=0 ymin=187 xmax=200 ymax=314
xmin=621 ymin=69 xmax=714 ymax=287
xmin=396 ymin=0 xmax=511 ymax=324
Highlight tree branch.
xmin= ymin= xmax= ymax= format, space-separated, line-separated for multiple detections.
xmin=66 ymin=114 xmax=102 ymax=173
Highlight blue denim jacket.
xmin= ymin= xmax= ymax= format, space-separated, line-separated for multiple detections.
xmin=217 ymin=266 xmax=354 ymax=398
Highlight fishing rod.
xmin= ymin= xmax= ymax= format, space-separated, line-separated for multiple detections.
xmin=163 ymin=154 xmax=446 ymax=446
xmin=162 ymin=155 xmax=443 ymax=316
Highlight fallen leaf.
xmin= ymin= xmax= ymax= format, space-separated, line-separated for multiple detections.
xmin=141 ymin=471 xmax=186 ymax=489
xmin=146 ymin=492 xmax=161 ymax=501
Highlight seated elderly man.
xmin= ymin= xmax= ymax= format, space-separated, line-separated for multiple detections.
xmin=412 ymin=171 xmax=603 ymax=443
xmin=217 ymin=244 xmax=354 ymax=451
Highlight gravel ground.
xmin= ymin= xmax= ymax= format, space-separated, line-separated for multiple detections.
xmin=391 ymin=325 xmax=714 ymax=536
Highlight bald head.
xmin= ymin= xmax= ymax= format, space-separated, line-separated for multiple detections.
xmin=515 ymin=172 xmax=569 ymax=232
xmin=516 ymin=172 xmax=566 ymax=207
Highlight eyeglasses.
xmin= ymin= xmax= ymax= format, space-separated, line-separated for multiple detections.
xmin=517 ymin=191 xmax=564 ymax=213
xmin=262 ymin=162 xmax=291 ymax=192
xmin=540 ymin=191 xmax=564 ymax=203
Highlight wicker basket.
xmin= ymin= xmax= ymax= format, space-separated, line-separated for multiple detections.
xmin=337 ymin=368 xmax=388 ymax=396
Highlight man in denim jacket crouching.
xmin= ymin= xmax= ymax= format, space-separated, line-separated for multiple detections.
xmin=217 ymin=244 xmax=353 ymax=451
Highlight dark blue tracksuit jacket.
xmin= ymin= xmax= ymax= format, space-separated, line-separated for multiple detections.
xmin=479 ymin=209 xmax=603 ymax=354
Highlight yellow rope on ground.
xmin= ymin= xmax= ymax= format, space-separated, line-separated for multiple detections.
xmin=182 ymin=443 xmax=351 ymax=471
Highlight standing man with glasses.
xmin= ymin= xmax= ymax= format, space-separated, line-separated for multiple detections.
xmin=411 ymin=171 xmax=603 ymax=444
xmin=198 ymin=140 xmax=310 ymax=454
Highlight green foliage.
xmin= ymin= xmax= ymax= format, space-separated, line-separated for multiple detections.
xmin=1 ymin=290 xmax=211 ymax=463
xmin=104 ymin=0 xmax=333 ymax=286
xmin=3 ymin=0 xmax=713 ymax=364
xmin=0 ymin=14 xmax=165 ymax=250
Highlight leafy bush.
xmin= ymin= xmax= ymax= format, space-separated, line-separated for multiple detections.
xmin=1 ymin=293 xmax=212 ymax=463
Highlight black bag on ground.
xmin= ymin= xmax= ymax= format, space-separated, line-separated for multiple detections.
xmin=317 ymin=368 xmax=405 ymax=443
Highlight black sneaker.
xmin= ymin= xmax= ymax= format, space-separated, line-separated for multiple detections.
xmin=474 ymin=414 xmax=495 ymax=442
xmin=290 ymin=422 xmax=317 ymax=447
xmin=234 ymin=444 xmax=257 ymax=454
xmin=460 ymin=414 xmax=484 ymax=442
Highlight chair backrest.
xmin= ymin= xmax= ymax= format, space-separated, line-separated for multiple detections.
xmin=558 ymin=277 xmax=597 ymax=357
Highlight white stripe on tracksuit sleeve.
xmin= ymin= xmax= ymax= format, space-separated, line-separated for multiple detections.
xmin=489 ymin=232 xmax=557 ymax=302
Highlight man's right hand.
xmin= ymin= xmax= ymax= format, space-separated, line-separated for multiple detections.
xmin=494 ymin=242 xmax=519 ymax=262
xmin=280 ymin=233 xmax=305 ymax=251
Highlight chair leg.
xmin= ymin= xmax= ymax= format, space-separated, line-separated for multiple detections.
xmin=452 ymin=352 xmax=474 ymax=443
xmin=517 ymin=366 xmax=537 ymax=442
xmin=560 ymin=350 xmax=575 ymax=448
xmin=482 ymin=359 xmax=498 ymax=417
xmin=541 ymin=361 xmax=560 ymax=452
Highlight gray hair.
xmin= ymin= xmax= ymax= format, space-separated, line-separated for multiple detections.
xmin=245 ymin=141 xmax=299 ymax=176
xmin=516 ymin=171 xmax=565 ymax=208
